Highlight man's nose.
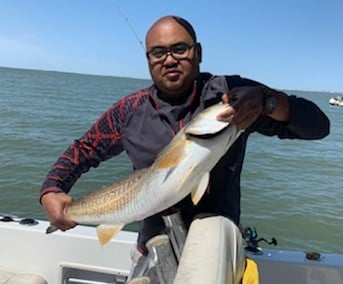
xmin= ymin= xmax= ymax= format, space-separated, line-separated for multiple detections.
xmin=164 ymin=51 xmax=178 ymax=64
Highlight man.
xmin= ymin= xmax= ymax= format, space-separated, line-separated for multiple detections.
xmin=40 ymin=15 xmax=329 ymax=281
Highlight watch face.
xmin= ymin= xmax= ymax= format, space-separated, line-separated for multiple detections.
xmin=265 ymin=95 xmax=277 ymax=114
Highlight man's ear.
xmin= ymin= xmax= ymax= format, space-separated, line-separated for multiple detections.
xmin=196 ymin=43 xmax=202 ymax=63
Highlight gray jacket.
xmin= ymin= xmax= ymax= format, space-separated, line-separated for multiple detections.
xmin=40 ymin=73 xmax=330 ymax=253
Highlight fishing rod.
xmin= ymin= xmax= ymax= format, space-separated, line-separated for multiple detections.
xmin=113 ymin=0 xmax=145 ymax=52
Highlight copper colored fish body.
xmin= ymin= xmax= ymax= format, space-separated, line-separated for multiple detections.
xmin=47 ymin=104 xmax=242 ymax=245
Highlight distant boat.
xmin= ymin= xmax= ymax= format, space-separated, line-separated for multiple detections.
xmin=329 ymin=95 xmax=343 ymax=107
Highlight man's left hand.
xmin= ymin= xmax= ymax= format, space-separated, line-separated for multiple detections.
xmin=217 ymin=86 xmax=264 ymax=129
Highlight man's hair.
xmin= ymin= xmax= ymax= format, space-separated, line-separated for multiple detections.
xmin=172 ymin=16 xmax=197 ymax=42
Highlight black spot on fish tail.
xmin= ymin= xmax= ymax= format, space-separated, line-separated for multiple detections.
xmin=46 ymin=225 xmax=59 ymax=234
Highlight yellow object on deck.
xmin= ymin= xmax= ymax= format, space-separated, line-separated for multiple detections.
xmin=242 ymin=258 xmax=260 ymax=284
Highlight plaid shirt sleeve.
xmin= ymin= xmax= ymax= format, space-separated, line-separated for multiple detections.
xmin=39 ymin=90 xmax=149 ymax=200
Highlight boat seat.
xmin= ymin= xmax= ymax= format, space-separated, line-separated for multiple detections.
xmin=174 ymin=215 xmax=246 ymax=284
xmin=0 ymin=269 xmax=47 ymax=284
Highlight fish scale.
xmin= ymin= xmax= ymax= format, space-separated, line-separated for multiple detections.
xmin=47 ymin=103 xmax=243 ymax=245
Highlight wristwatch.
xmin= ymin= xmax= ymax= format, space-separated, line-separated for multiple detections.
xmin=263 ymin=87 xmax=277 ymax=115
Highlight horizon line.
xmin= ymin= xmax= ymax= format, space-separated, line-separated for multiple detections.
xmin=1 ymin=65 xmax=341 ymax=94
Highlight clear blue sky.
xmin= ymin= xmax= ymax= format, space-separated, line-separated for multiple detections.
xmin=1 ymin=0 xmax=342 ymax=92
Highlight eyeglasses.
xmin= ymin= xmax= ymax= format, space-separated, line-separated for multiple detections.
xmin=146 ymin=43 xmax=198 ymax=64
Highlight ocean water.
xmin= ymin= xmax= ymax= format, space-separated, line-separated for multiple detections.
xmin=0 ymin=66 xmax=342 ymax=254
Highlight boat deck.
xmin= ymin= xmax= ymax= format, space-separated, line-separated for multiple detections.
xmin=1 ymin=217 xmax=342 ymax=283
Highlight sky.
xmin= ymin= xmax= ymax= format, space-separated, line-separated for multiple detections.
xmin=0 ymin=0 xmax=342 ymax=92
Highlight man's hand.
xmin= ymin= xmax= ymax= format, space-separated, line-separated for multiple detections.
xmin=217 ymin=86 xmax=290 ymax=128
xmin=217 ymin=86 xmax=264 ymax=129
xmin=41 ymin=192 xmax=76 ymax=231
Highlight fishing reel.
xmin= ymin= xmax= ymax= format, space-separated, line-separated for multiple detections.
xmin=242 ymin=226 xmax=277 ymax=253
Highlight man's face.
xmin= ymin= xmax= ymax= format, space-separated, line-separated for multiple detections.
xmin=146 ymin=18 xmax=200 ymax=98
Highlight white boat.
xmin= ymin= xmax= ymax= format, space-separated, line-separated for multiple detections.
xmin=1 ymin=215 xmax=342 ymax=284
xmin=329 ymin=96 xmax=343 ymax=107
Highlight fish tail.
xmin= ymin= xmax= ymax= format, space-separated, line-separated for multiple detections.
xmin=46 ymin=224 xmax=59 ymax=234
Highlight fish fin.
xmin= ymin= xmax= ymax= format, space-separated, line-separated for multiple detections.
xmin=157 ymin=140 xmax=187 ymax=169
xmin=191 ymin=172 xmax=210 ymax=205
xmin=185 ymin=121 xmax=229 ymax=136
xmin=46 ymin=224 xmax=59 ymax=234
xmin=96 ymin=224 xmax=123 ymax=246
xmin=185 ymin=105 xmax=230 ymax=136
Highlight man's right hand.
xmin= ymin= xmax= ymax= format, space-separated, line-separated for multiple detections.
xmin=41 ymin=192 xmax=77 ymax=231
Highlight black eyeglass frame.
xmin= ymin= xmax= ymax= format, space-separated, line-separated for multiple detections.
xmin=146 ymin=42 xmax=199 ymax=63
